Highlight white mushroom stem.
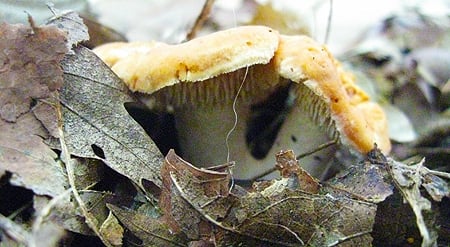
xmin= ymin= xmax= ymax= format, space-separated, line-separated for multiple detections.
xmin=92 ymin=26 xmax=391 ymax=181
xmin=173 ymin=86 xmax=336 ymax=180
xmin=173 ymin=102 xmax=249 ymax=168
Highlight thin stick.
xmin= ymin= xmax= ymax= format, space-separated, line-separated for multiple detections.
xmin=32 ymin=188 xmax=72 ymax=234
xmin=249 ymin=138 xmax=338 ymax=182
xmin=56 ymin=101 xmax=113 ymax=247
xmin=323 ymin=0 xmax=333 ymax=45
xmin=186 ymin=0 xmax=215 ymax=41
xmin=296 ymin=137 xmax=338 ymax=160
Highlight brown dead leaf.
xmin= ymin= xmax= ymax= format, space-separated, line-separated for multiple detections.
xmin=160 ymin=149 xmax=232 ymax=241
xmin=0 ymin=21 xmax=68 ymax=197
xmin=159 ymin=150 xmax=376 ymax=246
xmin=33 ymin=190 xmax=115 ymax=236
xmin=327 ymin=147 xmax=394 ymax=203
xmin=0 ymin=113 xmax=67 ymax=197
xmin=0 ymin=21 xmax=67 ymax=122
xmin=275 ymin=150 xmax=320 ymax=193
xmin=229 ymin=181 xmax=376 ymax=246
xmin=32 ymin=100 xmax=60 ymax=138
xmin=108 ymin=204 xmax=188 ymax=247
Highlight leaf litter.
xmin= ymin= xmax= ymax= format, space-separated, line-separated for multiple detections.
xmin=0 ymin=10 xmax=163 ymax=246
xmin=0 ymin=18 xmax=68 ymax=197
xmin=0 ymin=3 xmax=449 ymax=247
xmin=158 ymin=149 xmax=379 ymax=246
xmin=0 ymin=16 xmax=69 ymax=247
xmin=59 ymin=44 xmax=164 ymax=190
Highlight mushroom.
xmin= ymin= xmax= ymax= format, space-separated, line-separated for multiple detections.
xmin=93 ymin=26 xmax=391 ymax=180
xmin=273 ymin=35 xmax=391 ymax=157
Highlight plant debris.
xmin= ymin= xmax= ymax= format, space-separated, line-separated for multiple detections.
xmin=158 ymin=149 xmax=379 ymax=246
xmin=0 ymin=19 xmax=68 ymax=197
xmin=59 ymin=45 xmax=164 ymax=190
xmin=0 ymin=3 xmax=449 ymax=247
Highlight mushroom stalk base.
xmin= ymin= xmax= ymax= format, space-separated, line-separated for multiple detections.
xmin=174 ymin=99 xmax=336 ymax=180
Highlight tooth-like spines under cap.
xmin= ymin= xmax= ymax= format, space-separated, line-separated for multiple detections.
xmin=274 ymin=35 xmax=391 ymax=154
xmin=93 ymin=27 xmax=391 ymax=154
xmin=93 ymin=26 xmax=280 ymax=95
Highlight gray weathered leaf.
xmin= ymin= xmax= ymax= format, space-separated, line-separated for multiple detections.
xmin=108 ymin=204 xmax=187 ymax=247
xmin=33 ymin=190 xmax=114 ymax=235
xmin=59 ymin=45 xmax=163 ymax=189
xmin=46 ymin=10 xmax=90 ymax=50
xmin=388 ymin=158 xmax=439 ymax=246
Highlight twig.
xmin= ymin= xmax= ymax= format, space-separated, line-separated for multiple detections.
xmin=323 ymin=0 xmax=333 ymax=45
xmin=249 ymin=138 xmax=338 ymax=182
xmin=423 ymin=167 xmax=450 ymax=179
xmin=186 ymin=0 xmax=215 ymax=40
xmin=31 ymin=188 xmax=72 ymax=234
xmin=56 ymin=99 xmax=114 ymax=247
xmin=170 ymin=173 xmax=301 ymax=246
xmin=327 ymin=230 xmax=372 ymax=246
xmin=0 ymin=214 xmax=32 ymax=246
xmin=296 ymin=137 xmax=338 ymax=160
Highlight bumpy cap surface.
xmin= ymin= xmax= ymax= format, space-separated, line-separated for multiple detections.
xmin=273 ymin=35 xmax=391 ymax=153
xmin=94 ymin=26 xmax=280 ymax=94
xmin=93 ymin=26 xmax=391 ymax=154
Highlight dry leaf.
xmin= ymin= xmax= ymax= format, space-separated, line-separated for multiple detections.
xmin=59 ymin=45 xmax=164 ymax=189
xmin=159 ymin=150 xmax=376 ymax=246
xmin=387 ymin=158 xmax=448 ymax=246
xmin=0 ymin=21 xmax=68 ymax=197
xmin=274 ymin=149 xmax=320 ymax=193
xmin=108 ymin=204 xmax=188 ymax=247
xmin=46 ymin=10 xmax=89 ymax=52
xmin=70 ymin=157 xmax=105 ymax=190
xmin=422 ymin=173 xmax=449 ymax=202
xmin=33 ymin=190 xmax=115 ymax=235
xmin=160 ymin=149 xmax=232 ymax=241
xmin=371 ymin=191 xmax=423 ymax=246
xmin=0 ymin=21 xmax=67 ymax=122
xmin=0 ymin=213 xmax=64 ymax=247
xmin=327 ymin=147 xmax=394 ymax=203
xmin=100 ymin=211 xmax=124 ymax=246
xmin=0 ymin=113 xmax=67 ymax=197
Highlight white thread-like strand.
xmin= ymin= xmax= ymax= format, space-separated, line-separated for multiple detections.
xmin=226 ymin=66 xmax=249 ymax=162
xmin=225 ymin=66 xmax=249 ymax=191
xmin=226 ymin=7 xmax=240 ymax=192
xmin=324 ymin=0 xmax=333 ymax=44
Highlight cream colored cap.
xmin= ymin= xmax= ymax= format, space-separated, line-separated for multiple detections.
xmin=274 ymin=35 xmax=391 ymax=154
xmin=93 ymin=26 xmax=280 ymax=94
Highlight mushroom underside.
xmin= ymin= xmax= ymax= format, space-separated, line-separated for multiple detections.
xmin=141 ymin=75 xmax=342 ymax=180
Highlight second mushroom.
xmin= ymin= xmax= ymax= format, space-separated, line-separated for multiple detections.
xmin=93 ymin=26 xmax=391 ymax=180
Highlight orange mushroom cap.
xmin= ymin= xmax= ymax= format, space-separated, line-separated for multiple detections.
xmin=93 ymin=26 xmax=391 ymax=155
xmin=273 ymin=35 xmax=391 ymax=153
